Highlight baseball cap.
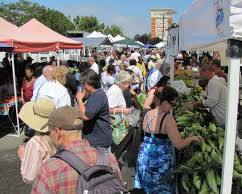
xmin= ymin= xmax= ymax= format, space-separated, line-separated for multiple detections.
xmin=19 ymin=99 xmax=56 ymax=133
xmin=48 ymin=106 xmax=83 ymax=131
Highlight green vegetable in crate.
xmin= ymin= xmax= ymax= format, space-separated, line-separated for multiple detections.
xmin=181 ymin=174 xmax=190 ymax=193
xmin=217 ymin=132 xmax=224 ymax=151
xmin=193 ymin=172 xmax=202 ymax=190
xmin=200 ymin=139 xmax=206 ymax=152
xmin=185 ymin=152 xmax=203 ymax=167
xmin=235 ymin=163 xmax=242 ymax=174
xmin=205 ymin=143 xmax=212 ymax=153
xmin=215 ymin=171 xmax=221 ymax=186
xmin=207 ymin=139 xmax=220 ymax=154
xmin=211 ymin=150 xmax=223 ymax=166
xmin=178 ymin=164 xmax=193 ymax=173
xmin=234 ymin=154 xmax=240 ymax=166
xmin=233 ymin=169 xmax=242 ymax=179
xmin=198 ymin=179 xmax=209 ymax=194
xmin=203 ymin=152 xmax=212 ymax=164
xmin=209 ymin=123 xmax=217 ymax=132
xmin=206 ymin=169 xmax=219 ymax=194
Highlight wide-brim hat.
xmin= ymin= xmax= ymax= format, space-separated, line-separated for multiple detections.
xmin=19 ymin=99 xmax=56 ymax=133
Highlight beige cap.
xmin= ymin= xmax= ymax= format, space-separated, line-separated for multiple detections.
xmin=48 ymin=106 xmax=83 ymax=131
xmin=19 ymin=99 xmax=56 ymax=133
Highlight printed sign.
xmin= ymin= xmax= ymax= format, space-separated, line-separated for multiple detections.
xmin=214 ymin=0 xmax=225 ymax=35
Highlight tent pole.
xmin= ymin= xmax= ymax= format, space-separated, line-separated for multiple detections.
xmin=11 ymin=53 xmax=20 ymax=136
xmin=57 ymin=51 xmax=60 ymax=66
xmin=63 ymin=49 xmax=65 ymax=62
xmin=221 ymin=39 xmax=242 ymax=194
xmin=170 ymin=55 xmax=174 ymax=81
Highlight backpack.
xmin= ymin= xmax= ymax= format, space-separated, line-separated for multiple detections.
xmin=53 ymin=148 xmax=128 ymax=194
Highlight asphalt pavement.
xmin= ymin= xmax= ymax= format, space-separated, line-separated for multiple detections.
xmin=0 ymin=134 xmax=32 ymax=194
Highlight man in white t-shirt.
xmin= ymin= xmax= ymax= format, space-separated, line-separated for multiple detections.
xmin=31 ymin=65 xmax=54 ymax=101
xmin=146 ymin=59 xmax=163 ymax=90
xmin=36 ymin=80 xmax=71 ymax=108
xmin=88 ymin=56 xmax=99 ymax=75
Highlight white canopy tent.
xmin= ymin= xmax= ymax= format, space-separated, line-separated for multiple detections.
xmin=178 ymin=0 xmax=242 ymax=193
xmin=155 ymin=41 xmax=166 ymax=48
xmin=107 ymin=34 xmax=114 ymax=43
xmin=113 ymin=35 xmax=125 ymax=42
xmin=86 ymin=31 xmax=106 ymax=38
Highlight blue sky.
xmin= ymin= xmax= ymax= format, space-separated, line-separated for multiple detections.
xmin=2 ymin=0 xmax=193 ymax=37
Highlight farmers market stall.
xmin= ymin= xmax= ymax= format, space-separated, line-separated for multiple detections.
xmin=178 ymin=0 xmax=242 ymax=193
xmin=0 ymin=17 xmax=83 ymax=135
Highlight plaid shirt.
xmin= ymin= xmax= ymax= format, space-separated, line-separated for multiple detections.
xmin=32 ymin=139 xmax=122 ymax=194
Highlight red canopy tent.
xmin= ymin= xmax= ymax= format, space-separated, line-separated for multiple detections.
xmin=0 ymin=17 xmax=83 ymax=52
xmin=0 ymin=17 xmax=83 ymax=135
xmin=0 ymin=17 xmax=19 ymax=34
xmin=19 ymin=18 xmax=83 ymax=50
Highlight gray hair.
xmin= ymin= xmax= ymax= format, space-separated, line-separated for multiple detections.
xmin=115 ymin=70 xmax=133 ymax=85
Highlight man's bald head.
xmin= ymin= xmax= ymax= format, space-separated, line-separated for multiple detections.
xmin=43 ymin=65 xmax=55 ymax=80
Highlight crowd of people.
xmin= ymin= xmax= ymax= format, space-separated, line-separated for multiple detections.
xmin=0 ymin=47 xmax=231 ymax=193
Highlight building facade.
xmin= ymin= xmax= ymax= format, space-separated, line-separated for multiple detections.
xmin=150 ymin=8 xmax=175 ymax=41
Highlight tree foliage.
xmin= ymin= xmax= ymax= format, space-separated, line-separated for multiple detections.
xmin=133 ymin=33 xmax=162 ymax=45
xmin=103 ymin=25 xmax=123 ymax=37
xmin=0 ymin=0 xmax=124 ymax=36
xmin=0 ymin=0 xmax=74 ymax=35
xmin=73 ymin=16 xmax=123 ymax=36
xmin=75 ymin=16 xmax=100 ymax=32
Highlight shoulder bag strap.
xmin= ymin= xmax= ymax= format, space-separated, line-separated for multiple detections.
xmin=159 ymin=113 xmax=168 ymax=133
xmin=34 ymin=82 xmax=46 ymax=101
xmin=53 ymin=149 xmax=89 ymax=174
xmin=96 ymin=147 xmax=109 ymax=166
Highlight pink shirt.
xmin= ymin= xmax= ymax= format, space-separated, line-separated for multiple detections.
xmin=21 ymin=135 xmax=56 ymax=183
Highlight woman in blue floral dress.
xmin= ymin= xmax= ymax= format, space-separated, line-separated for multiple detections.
xmin=134 ymin=86 xmax=202 ymax=194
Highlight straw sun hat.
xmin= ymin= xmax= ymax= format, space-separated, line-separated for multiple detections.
xmin=19 ymin=99 xmax=56 ymax=133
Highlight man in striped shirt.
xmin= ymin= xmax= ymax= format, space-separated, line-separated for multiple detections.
xmin=32 ymin=106 xmax=122 ymax=194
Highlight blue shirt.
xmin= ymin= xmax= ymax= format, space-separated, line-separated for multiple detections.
xmin=83 ymin=88 xmax=112 ymax=147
